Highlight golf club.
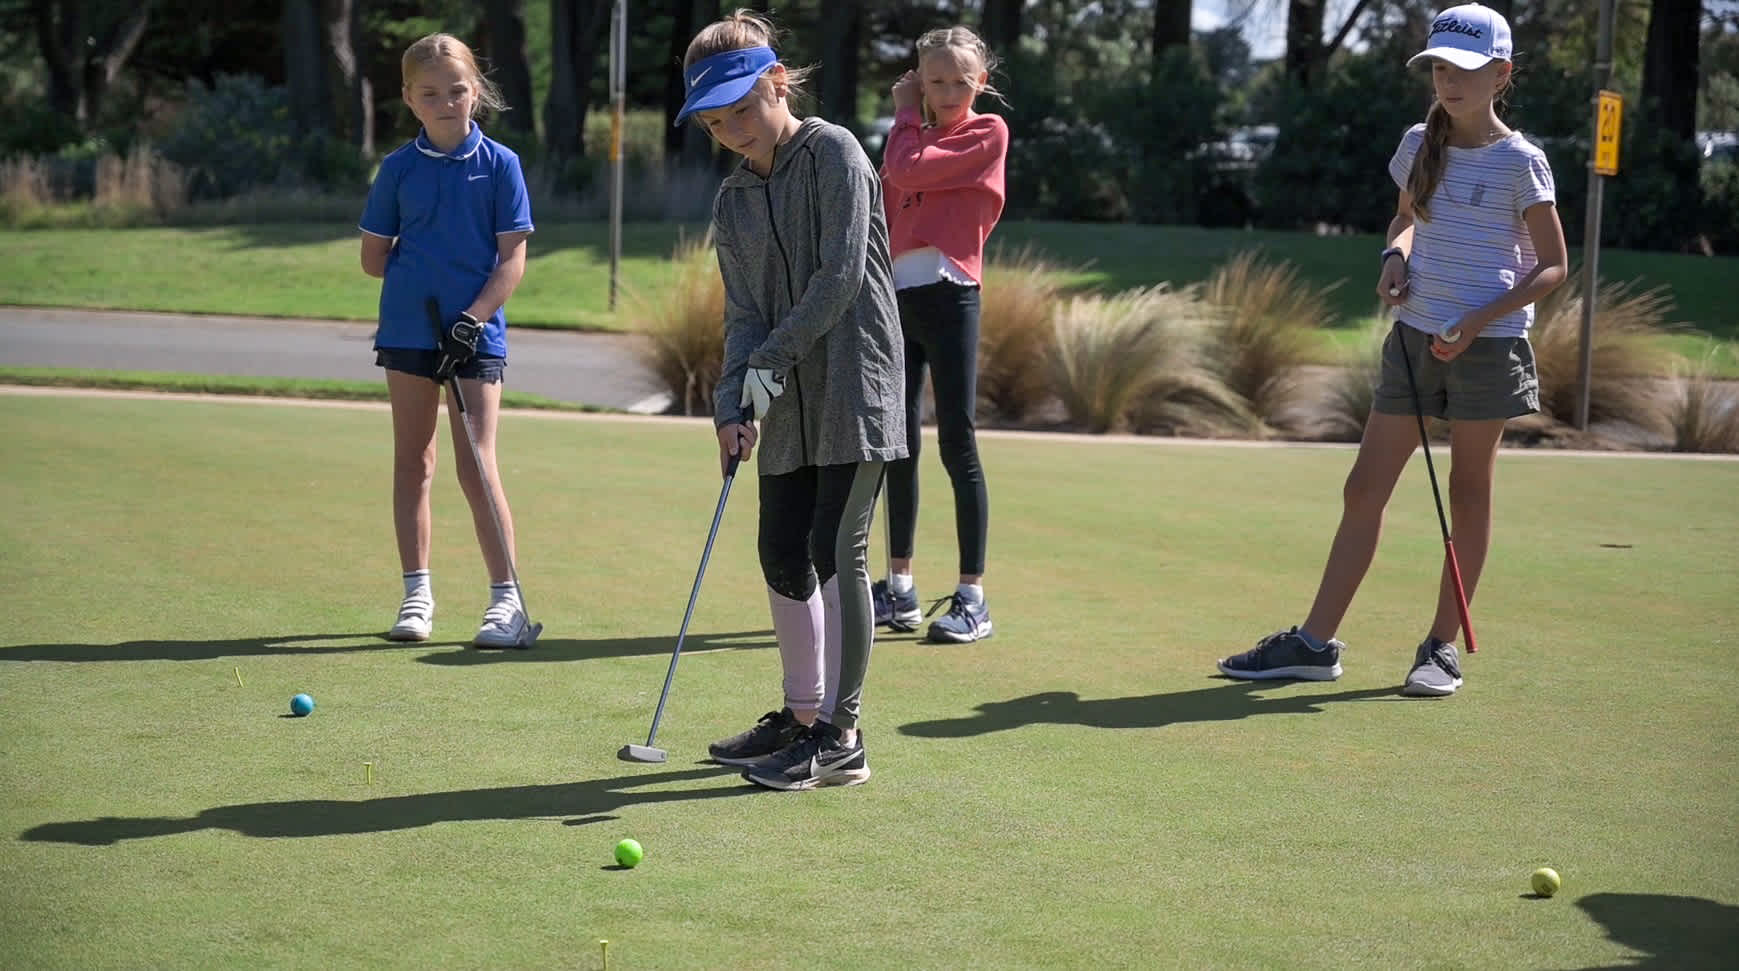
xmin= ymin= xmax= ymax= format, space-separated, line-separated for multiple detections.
xmin=425 ymin=297 xmax=542 ymax=648
xmin=619 ymin=449 xmax=744 ymax=763
xmin=1396 ymin=322 xmax=1479 ymax=653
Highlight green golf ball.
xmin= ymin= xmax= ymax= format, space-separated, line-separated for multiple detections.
xmin=614 ymin=838 xmax=643 ymax=868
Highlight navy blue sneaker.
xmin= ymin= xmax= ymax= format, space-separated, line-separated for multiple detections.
xmin=925 ymin=593 xmax=993 ymax=644
xmin=872 ymin=579 xmax=922 ymax=632
xmin=708 ymin=708 xmax=807 ymax=767
xmin=1218 ymin=627 xmax=1344 ymax=681
xmin=744 ymin=722 xmax=870 ymax=791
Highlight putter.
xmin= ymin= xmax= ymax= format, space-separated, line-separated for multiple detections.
xmin=1396 ymin=322 xmax=1479 ymax=653
xmin=619 ymin=450 xmax=744 ymax=763
xmin=425 ymin=298 xmax=542 ymax=648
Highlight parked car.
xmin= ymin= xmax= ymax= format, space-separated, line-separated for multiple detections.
xmin=1698 ymin=130 xmax=1738 ymax=165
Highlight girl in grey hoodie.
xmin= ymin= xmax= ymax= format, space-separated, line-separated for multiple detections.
xmin=675 ymin=10 xmax=907 ymax=791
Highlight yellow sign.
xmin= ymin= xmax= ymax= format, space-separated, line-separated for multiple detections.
xmin=1595 ymin=90 xmax=1623 ymax=176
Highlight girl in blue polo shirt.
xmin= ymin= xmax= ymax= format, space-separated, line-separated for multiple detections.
xmin=1217 ymin=4 xmax=1567 ymax=696
xmin=359 ymin=33 xmax=536 ymax=648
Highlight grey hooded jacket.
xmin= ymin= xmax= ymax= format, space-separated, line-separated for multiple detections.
xmin=711 ymin=117 xmax=907 ymax=477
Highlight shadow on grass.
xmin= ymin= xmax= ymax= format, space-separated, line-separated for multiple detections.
xmin=20 ymin=766 xmax=752 ymax=846
xmin=0 ymin=629 xmax=774 ymax=664
xmin=1567 ymin=893 xmax=1739 ymax=970
xmin=899 ymin=680 xmax=1397 ymax=738
xmin=0 ymin=633 xmax=412 ymax=663
xmin=416 ymin=630 xmax=774 ymax=664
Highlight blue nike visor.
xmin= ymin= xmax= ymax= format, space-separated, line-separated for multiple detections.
xmin=675 ymin=46 xmax=778 ymax=126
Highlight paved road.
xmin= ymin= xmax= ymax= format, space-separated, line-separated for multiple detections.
xmin=0 ymin=307 xmax=672 ymax=412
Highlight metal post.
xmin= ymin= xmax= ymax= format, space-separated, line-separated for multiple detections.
xmin=1576 ymin=0 xmax=1616 ymax=431
xmin=608 ymin=0 xmax=627 ymax=311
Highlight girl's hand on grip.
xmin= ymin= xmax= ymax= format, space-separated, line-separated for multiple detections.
xmin=1377 ymin=258 xmax=1409 ymax=307
xmin=717 ymin=422 xmax=756 ymax=478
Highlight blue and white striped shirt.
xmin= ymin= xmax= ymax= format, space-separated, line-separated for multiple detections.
xmin=1388 ymin=124 xmax=1556 ymax=338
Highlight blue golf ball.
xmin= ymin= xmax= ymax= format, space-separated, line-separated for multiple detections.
xmin=290 ymin=693 xmax=315 ymax=717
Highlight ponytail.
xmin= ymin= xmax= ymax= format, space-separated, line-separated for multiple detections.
xmin=1406 ymin=101 xmax=1453 ymax=222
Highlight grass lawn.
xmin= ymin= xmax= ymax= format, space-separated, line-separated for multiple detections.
xmin=2 ymin=391 xmax=1735 ymax=968
xmin=3 ymin=221 xmax=1735 ymax=353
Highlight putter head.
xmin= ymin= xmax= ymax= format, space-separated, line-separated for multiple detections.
xmin=516 ymin=621 xmax=544 ymax=649
xmin=618 ymin=743 xmax=667 ymax=764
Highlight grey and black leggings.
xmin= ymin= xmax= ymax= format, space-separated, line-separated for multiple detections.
xmin=758 ymin=461 xmax=885 ymax=731
xmin=886 ymin=280 xmax=989 ymax=576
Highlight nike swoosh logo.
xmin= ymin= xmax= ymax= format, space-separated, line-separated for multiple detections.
xmin=813 ymin=748 xmax=858 ymax=772
xmin=468 ymin=174 xmax=488 ymax=181
xmin=690 ymin=66 xmax=713 ymax=87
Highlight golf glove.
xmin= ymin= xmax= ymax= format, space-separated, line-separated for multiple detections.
xmin=739 ymin=367 xmax=785 ymax=421
xmin=434 ymin=312 xmax=482 ymax=382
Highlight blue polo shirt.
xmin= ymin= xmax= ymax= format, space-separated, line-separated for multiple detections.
xmin=359 ymin=123 xmax=534 ymax=357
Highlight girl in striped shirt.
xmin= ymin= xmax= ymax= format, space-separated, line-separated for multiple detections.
xmin=1217 ymin=3 xmax=1567 ymax=696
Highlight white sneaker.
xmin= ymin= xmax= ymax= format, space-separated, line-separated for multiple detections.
xmin=388 ymin=590 xmax=434 ymax=642
xmin=474 ymin=597 xmax=529 ymax=648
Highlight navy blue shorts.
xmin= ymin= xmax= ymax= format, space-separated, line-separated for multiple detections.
xmin=375 ymin=348 xmax=505 ymax=384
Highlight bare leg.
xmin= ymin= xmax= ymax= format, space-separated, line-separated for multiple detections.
xmin=1428 ymin=419 xmax=1506 ymax=643
xmin=446 ymin=378 xmax=516 ymax=584
xmin=1301 ymin=412 xmax=1422 ymax=640
xmin=386 ymin=370 xmax=441 ymax=573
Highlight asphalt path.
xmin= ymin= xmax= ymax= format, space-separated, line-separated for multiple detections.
xmin=0 ymin=306 xmax=671 ymax=412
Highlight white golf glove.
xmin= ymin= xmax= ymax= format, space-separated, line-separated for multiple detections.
xmin=739 ymin=367 xmax=785 ymax=421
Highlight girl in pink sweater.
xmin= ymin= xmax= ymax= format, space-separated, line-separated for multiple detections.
xmin=874 ymin=26 xmax=1009 ymax=645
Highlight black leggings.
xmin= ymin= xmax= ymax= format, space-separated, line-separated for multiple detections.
xmin=886 ymin=281 xmax=988 ymax=577
xmin=758 ymin=462 xmax=885 ymax=731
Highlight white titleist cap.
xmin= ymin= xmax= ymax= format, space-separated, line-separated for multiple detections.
xmin=1408 ymin=4 xmax=1513 ymax=70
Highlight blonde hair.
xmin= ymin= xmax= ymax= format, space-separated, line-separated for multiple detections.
xmin=401 ymin=33 xmax=507 ymax=118
xmin=914 ymin=26 xmax=1006 ymax=124
xmin=1406 ymin=70 xmax=1513 ymax=222
xmin=683 ymin=9 xmax=813 ymax=107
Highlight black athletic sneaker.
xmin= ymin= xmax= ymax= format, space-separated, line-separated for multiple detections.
xmin=1217 ymin=627 xmax=1344 ymax=681
xmin=744 ymin=721 xmax=871 ymax=791
xmin=707 ymin=708 xmax=807 ymax=767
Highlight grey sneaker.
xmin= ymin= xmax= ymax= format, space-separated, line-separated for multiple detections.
xmin=925 ymin=593 xmax=993 ymax=644
xmin=1402 ymin=638 xmax=1463 ymax=696
xmin=474 ymin=597 xmax=531 ymax=648
xmin=872 ymin=579 xmax=922 ymax=632
xmin=1217 ymin=627 xmax=1344 ymax=681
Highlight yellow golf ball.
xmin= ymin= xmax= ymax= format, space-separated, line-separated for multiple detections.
xmin=1531 ymin=867 xmax=1561 ymax=897
xmin=614 ymin=838 xmax=643 ymax=868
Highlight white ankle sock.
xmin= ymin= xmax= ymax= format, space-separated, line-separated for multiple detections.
xmin=403 ymin=570 xmax=431 ymax=599
xmin=489 ymin=581 xmax=518 ymax=605
xmin=889 ymin=573 xmax=914 ymax=595
xmin=957 ymin=583 xmax=984 ymax=603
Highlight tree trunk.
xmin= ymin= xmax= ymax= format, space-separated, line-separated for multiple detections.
xmin=282 ymin=0 xmax=334 ymax=135
xmin=1284 ymin=0 xmax=1324 ymax=87
xmin=485 ymin=0 xmax=537 ymax=139
xmin=1153 ymin=0 xmax=1192 ymax=62
xmin=36 ymin=0 xmax=153 ymax=125
xmin=1642 ymin=0 xmax=1700 ymax=139
xmin=818 ymin=0 xmax=862 ymax=131
xmin=325 ymin=0 xmax=373 ymax=156
xmin=545 ymin=0 xmax=612 ymax=162
xmin=979 ymin=0 xmax=1023 ymax=56
xmin=37 ymin=1 xmax=81 ymax=118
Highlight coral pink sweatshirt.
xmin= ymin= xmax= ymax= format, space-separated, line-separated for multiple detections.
xmin=880 ymin=107 xmax=1008 ymax=285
